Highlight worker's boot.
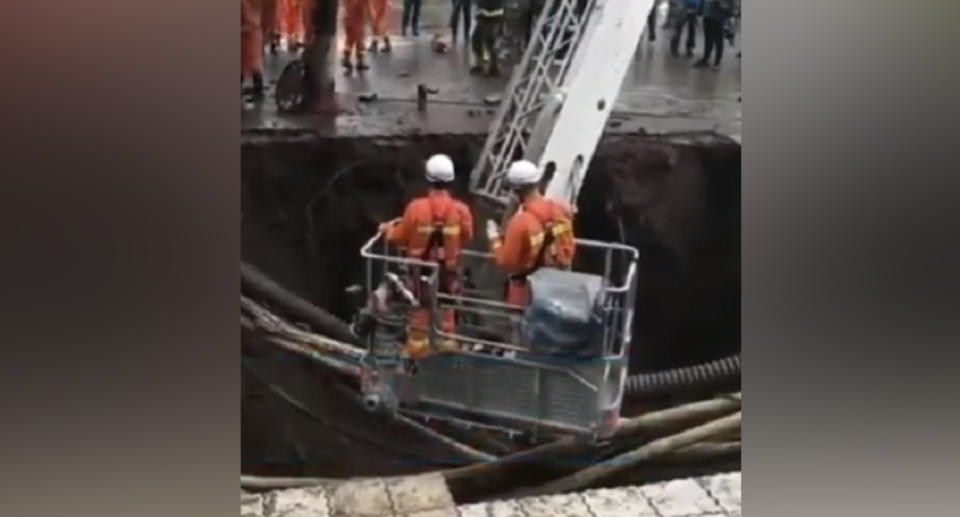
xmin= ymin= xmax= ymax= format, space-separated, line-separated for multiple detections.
xmin=251 ymin=72 xmax=265 ymax=99
xmin=469 ymin=58 xmax=485 ymax=75
xmin=355 ymin=52 xmax=370 ymax=71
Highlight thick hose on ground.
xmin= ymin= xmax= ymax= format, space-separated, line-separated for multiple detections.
xmin=625 ymin=354 xmax=741 ymax=397
xmin=241 ymin=261 xmax=362 ymax=346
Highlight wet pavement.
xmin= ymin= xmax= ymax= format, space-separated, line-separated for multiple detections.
xmin=242 ymin=1 xmax=740 ymax=141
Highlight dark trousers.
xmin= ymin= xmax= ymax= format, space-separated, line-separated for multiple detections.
xmin=472 ymin=16 xmax=501 ymax=70
xmin=646 ymin=0 xmax=665 ymax=41
xmin=702 ymin=16 xmax=725 ymax=65
xmin=402 ymin=0 xmax=422 ymax=35
xmin=670 ymin=10 xmax=698 ymax=54
xmin=450 ymin=0 xmax=472 ymax=41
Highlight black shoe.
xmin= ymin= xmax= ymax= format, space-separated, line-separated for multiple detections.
xmin=670 ymin=44 xmax=679 ymax=57
xmin=356 ymin=59 xmax=370 ymax=71
xmin=368 ymin=39 xmax=379 ymax=52
xmin=412 ymin=28 xmax=419 ymax=36
xmin=693 ymin=59 xmax=709 ymax=68
xmin=686 ymin=48 xmax=694 ymax=58
xmin=469 ymin=65 xmax=485 ymax=75
xmin=487 ymin=66 xmax=501 ymax=77
xmin=252 ymin=73 xmax=264 ymax=98
xmin=382 ymin=37 xmax=391 ymax=53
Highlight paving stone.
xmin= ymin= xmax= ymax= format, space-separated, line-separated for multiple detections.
xmin=241 ymin=492 xmax=263 ymax=517
xmin=402 ymin=509 xmax=459 ymax=517
xmin=456 ymin=499 xmax=526 ymax=517
xmin=699 ymin=472 xmax=741 ymax=515
xmin=579 ymin=486 xmax=659 ymax=517
xmin=385 ymin=473 xmax=455 ymax=513
xmin=269 ymin=486 xmax=330 ymax=517
xmin=640 ymin=478 xmax=722 ymax=517
xmin=328 ymin=478 xmax=392 ymax=516
xmin=516 ymin=492 xmax=590 ymax=517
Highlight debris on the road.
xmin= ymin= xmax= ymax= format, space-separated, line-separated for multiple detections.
xmin=483 ymin=95 xmax=501 ymax=106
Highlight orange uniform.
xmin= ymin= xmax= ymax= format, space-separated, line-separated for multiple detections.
xmin=280 ymin=0 xmax=305 ymax=44
xmin=385 ymin=190 xmax=474 ymax=357
xmin=262 ymin=0 xmax=279 ymax=43
xmin=367 ymin=0 xmax=389 ymax=38
xmin=342 ymin=0 xmax=367 ymax=64
xmin=241 ymin=0 xmax=265 ymax=78
xmin=491 ymin=194 xmax=576 ymax=306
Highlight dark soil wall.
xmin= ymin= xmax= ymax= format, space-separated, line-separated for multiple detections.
xmin=241 ymin=132 xmax=740 ymax=370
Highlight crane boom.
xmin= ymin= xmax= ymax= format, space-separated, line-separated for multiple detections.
xmin=470 ymin=0 xmax=657 ymax=208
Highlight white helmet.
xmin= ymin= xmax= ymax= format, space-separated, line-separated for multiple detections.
xmin=425 ymin=154 xmax=455 ymax=183
xmin=506 ymin=160 xmax=542 ymax=186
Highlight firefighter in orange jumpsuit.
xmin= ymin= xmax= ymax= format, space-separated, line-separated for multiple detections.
xmin=342 ymin=0 xmax=369 ymax=69
xmin=380 ymin=154 xmax=474 ymax=357
xmin=262 ymin=0 xmax=280 ymax=54
xmin=280 ymin=0 xmax=303 ymax=48
xmin=487 ymin=160 xmax=576 ymax=306
xmin=242 ymin=0 xmax=266 ymax=98
xmin=367 ymin=0 xmax=391 ymax=53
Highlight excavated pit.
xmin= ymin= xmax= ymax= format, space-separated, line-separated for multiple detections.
xmin=241 ymin=132 xmax=740 ymax=477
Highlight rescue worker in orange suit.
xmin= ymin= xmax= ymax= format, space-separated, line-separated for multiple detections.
xmin=367 ymin=0 xmax=392 ymax=53
xmin=342 ymin=0 xmax=369 ymax=70
xmin=379 ymin=154 xmax=475 ymax=357
xmin=280 ymin=0 xmax=305 ymax=49
xmin=261 ymin=0 xmax=280 ymax=54
xmin=241 ymin=0 xmax=266 ymax=99
xmin=487 ymin=160 xmax=576 ymax=306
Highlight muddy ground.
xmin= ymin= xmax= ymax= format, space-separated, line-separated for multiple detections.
xmin=241 ymin=131 xmax=740 ymax=477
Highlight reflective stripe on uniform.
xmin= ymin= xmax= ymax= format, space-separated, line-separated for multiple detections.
xmin=477 ymin=8 xmax=504 ymax=17
xmin=417 ymin=224 xmax=460 ymax=236
xmin=528 ymin=231 xmax=544 ymax=248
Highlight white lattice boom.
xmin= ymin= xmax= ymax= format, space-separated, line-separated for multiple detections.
xmin=470 ymin=0 xmax=657 ymax=208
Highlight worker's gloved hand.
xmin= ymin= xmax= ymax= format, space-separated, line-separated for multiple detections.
xmin=486 ymin=220 xmax=501 ymax=242
xmin=378 ymin=218 xmax=401 ymax=234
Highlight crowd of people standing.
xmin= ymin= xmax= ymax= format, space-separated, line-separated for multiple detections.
xmin=242 ymin=0 xmax=740 ymax=100
xmin=647 ymin=0 xmax=740 ymax=70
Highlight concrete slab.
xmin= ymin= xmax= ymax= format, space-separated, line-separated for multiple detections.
xmin=239 ymin=472 xmax=742 ymax=516
xmin=579 ymin=486 xmax=659 ymax=517
xmin=699 ymin=472 xmax=742 ymax=516
xmin=640 ymin=478 xmax=724 ymax=517
xmin=384 ymin=473 xmax=456 ymax=514
xmin=327 ymin=477 xmax=392 ymax=516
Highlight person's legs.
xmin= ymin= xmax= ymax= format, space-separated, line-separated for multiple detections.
xmin=463 ymin=0 xmax=472 ymax=43
xmin=695 ymin=17 xmax=715 ymax=67
xmin=411 ymin=0 xmax=421 ymax=35
xmin=713 ymin=20 xmax=725 ymax=67
xmin=401 ymin=0 xmax=412 ymax=35
xmin=685 ymin=13 xmax=696 ymax=56
xmin=486 ymin=20 xmax=500 ymax=75
xmin=646 ymin=5 xmax=657 ymax=42
xmin=450 ymin=0 xmax=461 ymax=40
xmin=471 ymin=17 xmax=488 ymax=72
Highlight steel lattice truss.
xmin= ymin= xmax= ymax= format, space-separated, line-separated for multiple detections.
xmin=470 ymin=0 xmax=597 ymax=206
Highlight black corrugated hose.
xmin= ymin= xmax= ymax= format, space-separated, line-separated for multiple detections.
xmin=624 ymin=354 xmax=741 ymax=396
